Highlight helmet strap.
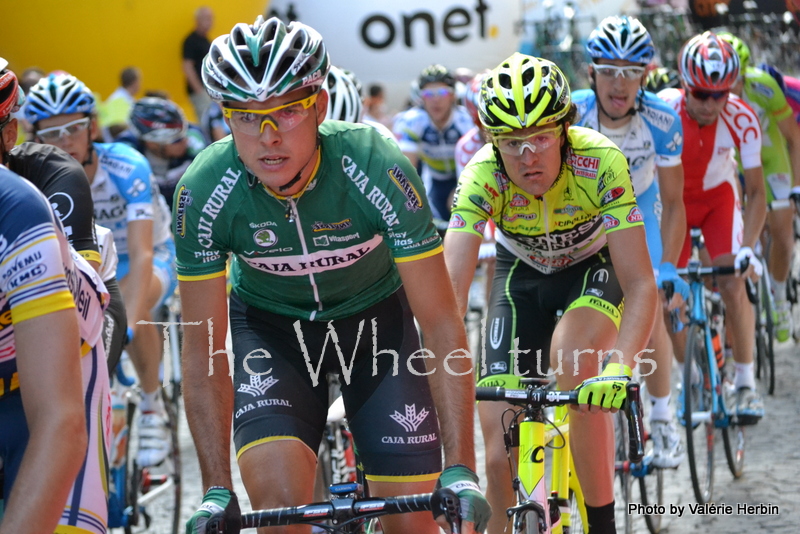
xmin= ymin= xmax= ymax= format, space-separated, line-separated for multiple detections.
xmin=278 ymin=133 xmax=320 ymax=192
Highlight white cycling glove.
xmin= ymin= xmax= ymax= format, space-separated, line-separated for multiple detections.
xmin=734 ymin=246 xmax=762 ymax=277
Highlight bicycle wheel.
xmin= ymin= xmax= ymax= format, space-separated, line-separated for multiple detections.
xmin=613 ymin=411 xmax=633 ymax=534
xmin=682 ymin=323 xmax=715 ymax=504
xmin=760 ymin=275 xmax=775 ymax=395
xmin=638 ymin=464 xmax=664 ymax=534
xmin=516 ymin=509 xmax=542 ymax=534
xmin=721 ymin=378 xmax=746 ymax=479
xmin=565 ymin=489 xmax=586 ymax=534
xmin=125 ymin=388 xmax=182 ymax=534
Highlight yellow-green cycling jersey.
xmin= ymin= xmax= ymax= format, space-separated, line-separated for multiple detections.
xmin=740 ymin=66 xmax=794 ymax=201
xmin=449 ymin=126 xmax=642 ymax=274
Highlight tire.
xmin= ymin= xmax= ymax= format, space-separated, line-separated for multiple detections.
xmin=721 ymin=377 xmax=746 ymax=479
xmin=683 ymin=323 xmax=715 ymax=504
xmin=760 ymin=276 xmax=775 ymax=395
xmin=614 ymin=411 xmax=633 ymax=534
xmin=124 ymin=388 xmax=182 ymax=534
xmin=517 ymin=509 xmax=542 ymax=534
xmin=639 ymin=464 xmax=664 ymax=534
xmin=566 ymin=489 xmax=586 ymax=534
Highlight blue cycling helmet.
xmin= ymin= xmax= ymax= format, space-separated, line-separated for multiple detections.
xmin=586 ymin=16 xmax=655 ymax=65
xmin=24 ymin=73 xmax=96 ymax=124
xmin=758 ymin=63 xmax=785 ymax=93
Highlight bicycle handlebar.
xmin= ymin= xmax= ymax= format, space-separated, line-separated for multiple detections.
xmin=236 ymin=488 xmax=461 ymax=532
xmin=476 ymin=382 xmax=645 ymax=464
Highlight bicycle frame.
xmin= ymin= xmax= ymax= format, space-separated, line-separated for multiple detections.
xmin=478 ymin=382 xmax=644 ymax=534
xmin=680 ymin=260 xmax=735 ymax=428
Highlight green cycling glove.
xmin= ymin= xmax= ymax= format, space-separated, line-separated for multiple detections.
xmin=436 ymin=464 xmax=491 ymax=532
xmin=577 ymin=362 xmax=632 ymax=410
xmin=185 ymin=486 xmax=241 ymax=534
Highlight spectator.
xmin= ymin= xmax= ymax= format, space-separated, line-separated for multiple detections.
xmin=182 ymin=5 xmax=214 ymax=122
xmin=101 ymin=66 xmax=141 ymax=140
xmin=363 ymin=83 xmax=392 ymax=128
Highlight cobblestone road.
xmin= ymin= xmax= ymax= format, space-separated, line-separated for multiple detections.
xmin=140 ymin=338 xmax=798 ymax=533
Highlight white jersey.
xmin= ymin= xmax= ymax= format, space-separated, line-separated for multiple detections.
xmin=573 ymin=90 xmax=683 ymax=195
xmin=90 ymin=142 xmax=172 ymax=258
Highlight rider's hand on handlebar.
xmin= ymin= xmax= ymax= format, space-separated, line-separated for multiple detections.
xmin=186 ymin=486 xmax=241 ymax=534
xmin=435 ymin=464 xmax=491 ymax=534
xmin=577 ymin=362 xmax=632 ymax=412
xmin=734 ymin=246 xmax=762 ymax=280
xmin=657 ymin=262 xmax=689 ymax=309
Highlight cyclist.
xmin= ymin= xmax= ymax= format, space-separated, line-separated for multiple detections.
xmin=717 ymin=32 xmax=800 ymax=342
xmin=0 ymin=166 xmax=110 ymax=534
xmin=573 ymin=15 xmax=687 ymax=469
xmin=24 ymin=73 xmax=178 ymax=467
xmin=393 ymin=64 xmax=474 ymax=221
xmin=444 ymin=53 xmax=658 ymax=534
xmin=0 ymin=61 xmax=127 ymax=374
xmin=658 ymin=32 xmax=767 ymax=423
xmin=645 ymin=66 xmax=681 ymax=94
xmin=176 ymin=16 xmax=489 ymax=534
xmin=117 ymin=96 xmax=208 ymax=210
xmin=323 ymin=65 xmax=395 ymax=140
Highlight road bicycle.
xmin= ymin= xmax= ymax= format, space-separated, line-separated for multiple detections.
xmin=477 ymin=378 xmax=645 ymax=534
xmin=746 ymin=254 xmax=776 ymax=395
xmin=108 ymin=294 xmax=185 ymax=533
xmin=228 ymin=485 xmax=462 ymax=533
xmin=315 ymin=375 xmax=358 ymax=502
xmin=669 ymin=244 xmax=747 ymax=504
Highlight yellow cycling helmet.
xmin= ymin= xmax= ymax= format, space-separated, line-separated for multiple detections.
xmin=478 ymin=53 xmax=571 ymax=136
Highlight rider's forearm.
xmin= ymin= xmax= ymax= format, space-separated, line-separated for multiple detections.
xmin=741 ymin=184 xmax=767 ymax=249
xmin=423 ymin=315 xmax=477 ymax=471
xmin=659 ymin=199 xmax=687 ymax=266
xmin=121 ymin=251 xmax=154 ymax=327
xmin=183 ymin=340 xmax=236 ymax=490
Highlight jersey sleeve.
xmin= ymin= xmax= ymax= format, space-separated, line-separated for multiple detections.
xmin=752 ymin=70 xmax=794 ymax=122
xmin=7 ymin=144 xmax=101 ymax=264
xmin=448 ymin=144 xmax=499 ymax=239
xmin=643 ymin=93 xmax=684 ymax=168
xmin=172 ymin=149 xmax=232 ymax=281
xmin=100 ymin=146 xmax=156 ymax=223
xmin=363 ymin=130 xmax=443 ymax=262
xmin=726 ymin=98 xmax=763 ymax=170
xmin=0 ymin=173 xmax=75 ymax=323
xmin=593 ymin=148 xmax=644 ymax=234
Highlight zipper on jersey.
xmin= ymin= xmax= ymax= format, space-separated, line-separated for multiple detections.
xmin=287 ymin=197 xmax=324 ymax=320
xmin=541 ymin=196 xmax=553 ymax=268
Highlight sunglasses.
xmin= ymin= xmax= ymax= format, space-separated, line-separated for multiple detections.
xmin=492 ymin=125 xmax=563 ymax=156
xmin=420 ymin=87 xmax=454 ymax=99
xmin=594 ymin=64 xmax=646 ymax=81
xmin=36 ymin=117 xmax=91 ymax=142
xmin=222 ymin=93 xmax=318 ymax=135
xmin=689 ymin=89 xmax=728 ymax=101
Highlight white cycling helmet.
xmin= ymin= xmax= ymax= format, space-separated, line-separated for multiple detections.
xmin=323 ymin=66 xmax=363 ymax=123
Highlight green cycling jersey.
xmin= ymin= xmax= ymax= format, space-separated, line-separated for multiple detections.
xmin=174 ymin=121 xmax=442 ymax=321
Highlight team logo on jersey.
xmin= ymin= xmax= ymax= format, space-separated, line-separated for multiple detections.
xmin=601 ymin=187 xmax=625 ymax=206
xmin=483 ymin=183 xmax=500 ymax=199
xmin=312 ymin=219 xmax=352 ymax=232
xmin=503 ymin=213 xmax=537 ymax=222
xmin=126 ymin=178 xmax=147 ymax=198
xmin=48 ymin=192 xmax=75 ymax=221
xmin=388 ymin=165 xmax=423 ymax=212
xmin=555 ymin=204 xmax=583 ymax=217
xmin=641 ymin=106 xmax=675 ymax=132
xmin=563 ymin=186 xmax=574 ymax=201
xmin=175 ymin=185 xmax=193 ymax=238
xmin=313 ymin=235 xmax=330 ymax=247
xmin=493 ymin=172 xmax=510 ymax=192
xmin=666 ymin=131 xmax=683 ymax=152
xmin=626 ymin=206 xmax=643 ymax=223
xmin=469 ymin=194 xmax=494 ymax=216
xmin=510 ymin=193 xmax=529 ymax=207
xmin=602 ymin=214 xmax=620 ymax=229
xmin=448 ymin=214 xmax=467 ymax=228
xmin=567 ymin=154 xmax=600 ymax=179
xmin=473 ymin=220 xmax=487 ymax=235
xmin=596 ymin=169 xmax=615 ymax=195
xmin=585 ymin=287 xmax=604 ymax=297
xmin=390 ymin=404 xmax=430 ymax=433
xmin=253 ymin=229 xmax=278 ymax=248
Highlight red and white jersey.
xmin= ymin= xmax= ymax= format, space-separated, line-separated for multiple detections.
xmin=455 ymin=126 xmax=486 ymax=177
xmin=659 ymin=89 xmax=761 ymax=196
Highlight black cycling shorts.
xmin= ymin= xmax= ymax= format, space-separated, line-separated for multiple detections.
xmin=477 ymin=244 xmax=624 ymax=388
xmin=229 ymin=288 xmax=442 ymax=482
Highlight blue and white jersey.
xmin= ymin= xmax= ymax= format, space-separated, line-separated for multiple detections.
xmin=573 ymin=90 xmax=683 ymax=195
xmin=392 ymin=105 xmax=474 ymax=183
xmin=90 ymin=142 xmax=173 ymax=258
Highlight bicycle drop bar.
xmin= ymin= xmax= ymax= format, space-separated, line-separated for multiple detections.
xmin=476 ymin=383 xmax=645 ymax=463
xmin=238 ymin=488 xmax=461 ymax=531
